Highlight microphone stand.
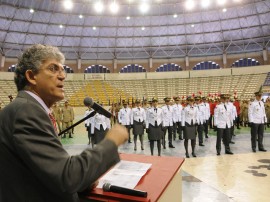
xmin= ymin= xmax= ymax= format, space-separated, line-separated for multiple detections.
xmin=58 ymin=111 xmax=97 ymax=136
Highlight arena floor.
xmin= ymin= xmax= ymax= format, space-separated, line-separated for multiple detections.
xmin=62 ymin=107 xmax=270 ymax=202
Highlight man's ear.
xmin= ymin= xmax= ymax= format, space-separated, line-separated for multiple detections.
xmin=25 ymin=70 xmax=37 ymax=86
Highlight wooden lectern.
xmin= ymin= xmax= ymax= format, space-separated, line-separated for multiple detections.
xmin=80 ymin=154 xmax=185 ymax=202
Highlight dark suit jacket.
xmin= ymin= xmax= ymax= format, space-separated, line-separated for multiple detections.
xmin=0 ymin=91 xmax=120 ymax=202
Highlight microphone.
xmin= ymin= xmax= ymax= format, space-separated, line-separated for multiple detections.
xmin=83 ymin=97 xmax=112 ymax=118
xmin=102 ymin=183 xmax=147 ymax=198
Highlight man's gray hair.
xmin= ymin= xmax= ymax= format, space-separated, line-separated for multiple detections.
xmin=14 ymin=44 xmax=65 ymax=91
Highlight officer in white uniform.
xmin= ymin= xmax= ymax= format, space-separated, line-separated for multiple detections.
xmin=146 ymin=98 xmax=163 ymax=156
xmin=118 ymin=101 xmax=132 ymax=143
xmin=91 ymin=112 xmax=111 ymax=145
xmin=226 ymin=96 xmax=237 ymax=144
xmin=202 ymin=97 xmax=210 ymax=138
xmin=131 ymin=99 xmax=146 ymax=151
xmin=161 ymin=97 xmax=175 ymax=148
xmin=84 ymin=106 xmax=95 ymax=147
xmin=248 ymin=88 xmax=267 ymax=152
xmin=172 ymin=97 xmax=183 ymax=140
xmin=182 ymin=96 xmax=198 ymax=158
xmin=214 ymin=94 xmax=233 ymax=155
xmin=195 ymin=96 xmax=205 ymax=146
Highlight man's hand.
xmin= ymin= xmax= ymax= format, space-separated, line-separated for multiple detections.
xmin=106 ymin=124 xmax=128 ymax=146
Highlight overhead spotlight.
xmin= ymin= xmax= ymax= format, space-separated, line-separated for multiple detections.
xmin=139 ymin=2 xmax=150 ymax=13
xmin=222 ymin=8 xmax=227 ymax=12
xmin=79 ymin=14 xmax=83 ymax=18
xmin=185 ymin=0 xmax=195 ymax=10
xmin=94 ymin=1 xmax=104 ymax=13
xmin=59 ymin=24 xmax=64 ymax=28
xmin=93 ymin=26 xmax=97 ymax=30
xmin=191 ymin=24 xmax=195 ymax=27
xmin=63 ymin=0 xmax=73 ymax=10
xmin=126 ymin=16 xmax=131 ymax=20
xmin=110 ymin=1 xmax=119 ymax=14
xmin=29 ymin=8 xmax=34 ymax=13
xmin=173 ymin=14 xmax=178 ymax=18
xmin=141 ymin=26 xmax=145 ymax=30
xmin=201 ymin=0 xmax=211 ymax=8
xmin=217 ymin=0 xmax=227 ymax=6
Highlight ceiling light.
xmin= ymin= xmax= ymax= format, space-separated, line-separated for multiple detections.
xmin=217 ymin=0 xmax=227 ymax=6
xmin=110 ymin=1 xmax=119 ymax=14
xmin=93 ymin=26 xmax=97 ymax=30
xmin=79 ymin=14 xmax=83 ymax=18
xmin=126 ymin=16 xmax=131 ymax=20
xmin=139 ymin=3 xmax=150 ymax=13
xmin=59 ymin=24 xmax=64 ymax=28
xmin=185 ymin=0 xmax=195 ymax=10
xmin=29 ymin=9 xmax=34 ymax=13
xmin=201 ymin=0 xmax=211 ymax=8
xmin=141 ymin=27 xmax=145 ymax=30
xmin=222 ymin=8 xmax=227 ymax=12
xmin=191 ymin=24 xmax=195 ymax=27
xmin=63 ymin=0 xmax=73 ymax=10
xmin=94 ymin=1 xmax=104 ymax=13
xmin=173 ymin=14 xmax=178 ymax=18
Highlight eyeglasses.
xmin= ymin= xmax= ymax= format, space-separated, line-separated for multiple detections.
xmin=45 ymin=64 xmax=66 ymax=76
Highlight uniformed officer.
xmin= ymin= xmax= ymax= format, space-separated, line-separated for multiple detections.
xmin=91 ymin=111 xmax=111 ymax=145
xmin=241 ymin=100 xmax=249 ymax=127
xmin=214 ymin=94 xmax=233 ymax=155
xmin=84 ymin=106 xmax=95 ymax=147
xmin=202 ymin=97 xmax=210 ymax=138
xmin=226 ymin=96 xmax=237 ymax=142
xmin=195 ymin=96 xmax=205 ymax=146
xmin=52 ymin=102 xmax=62 ymax=132
xmin=182 ymin=96 xmax=198 ymax=158
xmin=131 ymin=99 xmax=146 ymax=151
xmin=172 ymin=96 xmax=183 ymax=140
xmin=161 ymin=97 xmax=175 ymax=148
xmin=61 ymin=100 xmax=74 ymax=138
xmin=265 ymin=97 xmax=270 ymax=128
xmin=118 ymin=100 xmax=132 ymax=143
xmin=248 ymin=87 xmax=267 ymax=152
xmin=146 ymin=98 xmax=163 ymax=156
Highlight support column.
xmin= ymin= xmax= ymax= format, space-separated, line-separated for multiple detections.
xmin=263 ymin=49 xmax=268 ymax=64
xmin=223 ymin=52 xmax=227 ymax=68
xmin=185 ymin=56 xmax=189 ymax=70
xmin=149 ymin=57 xmax=153 ymax=70
xmin=0 ymin=54 xmax=5 ymax=70
xmin=77 ymin=58 xmax=81 ymax=72
xmin=113 ymin=58 xmax=117 ymax=73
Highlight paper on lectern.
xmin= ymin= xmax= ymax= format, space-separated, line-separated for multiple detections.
xmin=97 ymin=160 xmax=152 ymax=189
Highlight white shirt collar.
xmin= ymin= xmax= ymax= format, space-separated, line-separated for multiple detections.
xmin=24 ymin=91 xmax=51 ymax=114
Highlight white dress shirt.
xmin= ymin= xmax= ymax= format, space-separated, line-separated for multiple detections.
xmin=146 ymin=107 xmax=163 ymax=128
xmin=214 ymin=103 xmax=232 ymax=128
xmin=172 ymin=104 xmax=183 ymax=122
xmin=118 ymin=107 xmax=131 ymax=125
xmin=161 ymin=105 xmax=173 ymax=126
xmin=131 ymin=107 xmax=146 ymax=124
xmin=248 ymin=100 xmax=267 ymax=124
xmin=84 ymin=108 xmax=95 ymax=127
xmin=182 ymin=105 xmax=198 ymax=126
xmin=91 ymin=113 xmax=111 ymax=134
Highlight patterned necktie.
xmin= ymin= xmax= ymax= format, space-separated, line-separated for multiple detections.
xmin=49 ymin=113 xmax=58 ymax=134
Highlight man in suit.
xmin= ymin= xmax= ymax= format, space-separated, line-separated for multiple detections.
xmin=0 ymin=44 xmax=128 ymax=202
